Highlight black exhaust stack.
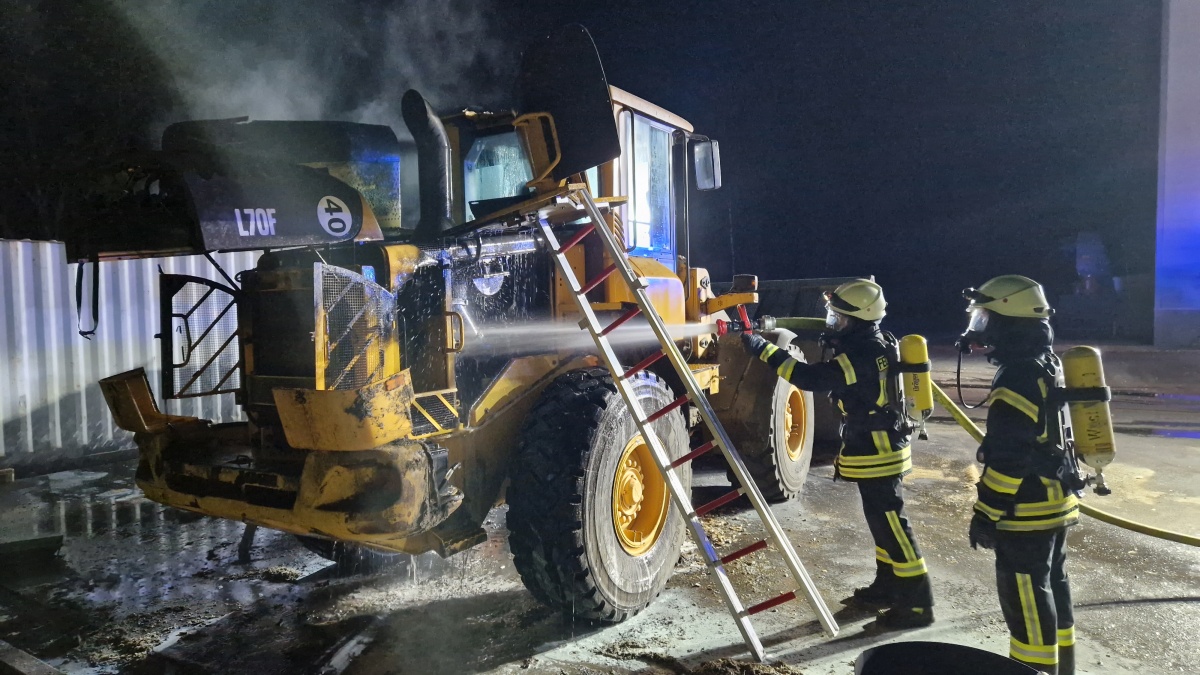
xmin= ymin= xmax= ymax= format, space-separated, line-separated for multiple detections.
xmin=401 ymin=89 xmax=454 ymax=239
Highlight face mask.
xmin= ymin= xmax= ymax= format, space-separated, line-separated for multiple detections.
xmin=825 ymin=306 xmax=840 ymax=330
xmin=966 ymin=307 xmax=989 ymax=334
xmin=956 ymin=307 xmax=991 ymax=353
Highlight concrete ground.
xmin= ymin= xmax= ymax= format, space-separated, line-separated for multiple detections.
xmin=0 ymin=345 xmax=1197 ymax=674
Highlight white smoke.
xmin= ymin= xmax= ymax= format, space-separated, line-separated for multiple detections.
xmin=112 ymin=0 xmax=515 ymax=137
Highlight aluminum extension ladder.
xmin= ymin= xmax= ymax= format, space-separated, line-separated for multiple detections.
xmin=536 ymin=188 xmax=839 ymax=661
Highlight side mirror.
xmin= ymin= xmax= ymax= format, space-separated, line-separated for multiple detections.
xmin=693 ymin=139 xmax=722 ymax=191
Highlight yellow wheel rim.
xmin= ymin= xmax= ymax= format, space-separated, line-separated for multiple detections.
xmin=612 ymin=434 xmax=669 ymax=556
xmin=785 ymin=387 xmax=807 ymax=462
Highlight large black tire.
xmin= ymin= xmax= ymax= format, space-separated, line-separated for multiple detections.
xmin=295 ymin=535 xmax=408 ymax=575
xmin=725 ymin=339 xmax=816 ymax=502
xmin=507 ymin=367 xmax=691 ymax=622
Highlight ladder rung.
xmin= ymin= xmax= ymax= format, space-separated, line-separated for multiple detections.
xmin=623 ymin=350 xmax=666 ymax=380
xmin=668 ymin=440 xmax=715 ymax=469
xmin=695 ymin=488 xmax=742 ymax=516
xmin=600 ymin=306 xmax=641 ymax=336
xmin=556 ymin=223 xmax=595 ymax=254
xmin=720 ymin=539 xmax=769 ymax=565
xmin=745 ymin=590 xmax=797 ymax=616
xmin=580 ymin=264 xmax=617 ymax=294
xmin=645 ymin=394 xmax=689 ymax=424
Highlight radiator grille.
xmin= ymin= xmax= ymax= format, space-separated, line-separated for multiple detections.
xmin=316 ymin=263 xmax=395 ymax=390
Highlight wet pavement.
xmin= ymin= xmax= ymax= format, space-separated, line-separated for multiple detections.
xmin=0 ymin=347 xmax=1197 ymax=674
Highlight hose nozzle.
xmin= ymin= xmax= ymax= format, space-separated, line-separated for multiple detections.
xmin=716 ymin=308 xmax=774 ymax=336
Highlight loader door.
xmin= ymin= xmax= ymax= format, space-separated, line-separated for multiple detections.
xmin=159 ymin=275 xmax=243 ymax=400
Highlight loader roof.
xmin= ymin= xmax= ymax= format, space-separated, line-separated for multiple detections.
xmin=162 ymin=119 xmax=404 ymax=164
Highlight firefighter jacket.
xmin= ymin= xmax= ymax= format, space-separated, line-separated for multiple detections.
xmin=975 ymin=352 xmax=1081 ymax=533
xmin=751 ymin=327 xmax=912 ymax=481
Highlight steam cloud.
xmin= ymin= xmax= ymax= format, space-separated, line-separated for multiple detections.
xmin=113 ymin=0 xmax=516 ymax=137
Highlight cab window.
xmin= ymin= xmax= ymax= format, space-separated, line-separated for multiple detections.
xmin=463 ymin=131 xmax=533 ymax=220
xmin=584 ymin=165 xmax=600 ymax=195
xmin=620 ymin=111 xmax=674 ymax=261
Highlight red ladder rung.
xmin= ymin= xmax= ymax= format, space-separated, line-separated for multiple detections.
xmin=556 ymin=223 xmax=595 ymax=254
xmin=746 ymin=590 xmax=797 ymax=616
xmin=580 ymin=264 xmax=617 ymax=294
xmin=668 ymin=440 xmax=715 ymax=470
xmin=623 ymin=350 xmax=666 ymax=380
xmin=645 ymin=394 xmax=689 ymax=424
xmin=720 ymin=539 xmax=769 ymax=565
xmin=695 ymin=488 xmax=743 ymax=517
xmin=600 ymin=306 xmax=641 ymax=336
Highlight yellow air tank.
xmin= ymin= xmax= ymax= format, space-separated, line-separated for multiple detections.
xmin=899 ymin=335 xmax=933 ymax=435
xmin=1062 ymin=346 xmax=1116 ymax=484
xmin=897 ymin=331 xmax=931 ymax=437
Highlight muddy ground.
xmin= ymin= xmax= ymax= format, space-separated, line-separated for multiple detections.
xmin=1 ymin=352 xmax=1198 ymax=674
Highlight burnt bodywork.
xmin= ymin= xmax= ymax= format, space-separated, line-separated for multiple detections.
xmin=70 ymin=120 xmax=405 ymax=261
xmin=125 ymin=227 xmax=555 ymax=553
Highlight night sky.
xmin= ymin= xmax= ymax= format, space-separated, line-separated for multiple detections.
xmin=2 ymin=1 xmax=1164 ymax=335
xmin=508 ymin=1 xmax=1163 ymax=335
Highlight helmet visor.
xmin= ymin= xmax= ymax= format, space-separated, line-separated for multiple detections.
xmin=962 ymin=287 xmax=995 ymax=310
xmin=967 ymin=307 xmax=990 ymax=333
xmin=824 ymin=290 xmax=860 ymax=314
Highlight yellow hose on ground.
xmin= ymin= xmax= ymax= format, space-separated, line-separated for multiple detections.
xmin=930 ymin=382 xmax=1200 ymax=548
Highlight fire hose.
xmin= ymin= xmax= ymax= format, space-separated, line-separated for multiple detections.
xmin=930 ymin=382 xmax=1200 ymax=548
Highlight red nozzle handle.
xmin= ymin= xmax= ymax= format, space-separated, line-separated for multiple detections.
xmin=737 ymin=305 xmax=752 ymax=333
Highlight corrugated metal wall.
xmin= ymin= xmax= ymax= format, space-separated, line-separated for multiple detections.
xmin=0 ymin=240 xmax=259 ymax=468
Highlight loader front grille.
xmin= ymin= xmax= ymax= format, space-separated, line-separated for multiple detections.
xmin=317 ymin=263 xmax=395 ymax=390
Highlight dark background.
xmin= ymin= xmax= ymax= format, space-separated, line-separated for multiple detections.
xmin=1 ymin=0 xmax=1163 ymax=335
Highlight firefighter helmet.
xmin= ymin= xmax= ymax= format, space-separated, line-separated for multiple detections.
xmin=825 ymin=279 xmax=886 ymax=323
xmin=963 ymin=275 xmax=1053 ymax=319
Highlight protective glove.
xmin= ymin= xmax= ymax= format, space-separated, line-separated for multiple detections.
xmin=969 ymin=512 xmax=998 ymax=550
xmin=741 ymin=332 xmax=768 ymax=357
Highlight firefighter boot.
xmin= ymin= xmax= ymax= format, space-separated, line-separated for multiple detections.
xmin=871 ymin=605 xmax=934 ymax=631
xmin=849 ymin=563 xmax=896 ymax=607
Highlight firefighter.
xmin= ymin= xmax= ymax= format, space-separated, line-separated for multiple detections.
xmin=741 ymin=279 xmax=934 ymax=629
xmin=959 ymin=275 xmax=1081 ymax=675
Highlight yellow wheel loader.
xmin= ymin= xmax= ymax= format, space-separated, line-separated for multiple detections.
xmin=77 ymin=25 xmax=816 ymax=621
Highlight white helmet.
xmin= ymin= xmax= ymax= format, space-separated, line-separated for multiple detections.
xmin=964 ymin=275 xmax=1052 ymax=318
xmin=825 ymin=279 xmax=886 ymax=324
xmin=963 ymin=275 xmax=1053 ymax=334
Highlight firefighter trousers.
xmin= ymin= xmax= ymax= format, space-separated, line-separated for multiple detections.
xmin=995 ymin=528 xmax=1075 ymax=675
xmin=857 ymin=476 xmax=933 ymax=608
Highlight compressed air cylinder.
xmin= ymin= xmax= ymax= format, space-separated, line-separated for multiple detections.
xmin=1062 ymin=346 xmax=1116 ymax=471
xmin=899 ymin=335 xmax=933 ymax=420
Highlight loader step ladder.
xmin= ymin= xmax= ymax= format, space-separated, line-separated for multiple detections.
xmin=536 ymin=189 xmax=839 ymax=661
